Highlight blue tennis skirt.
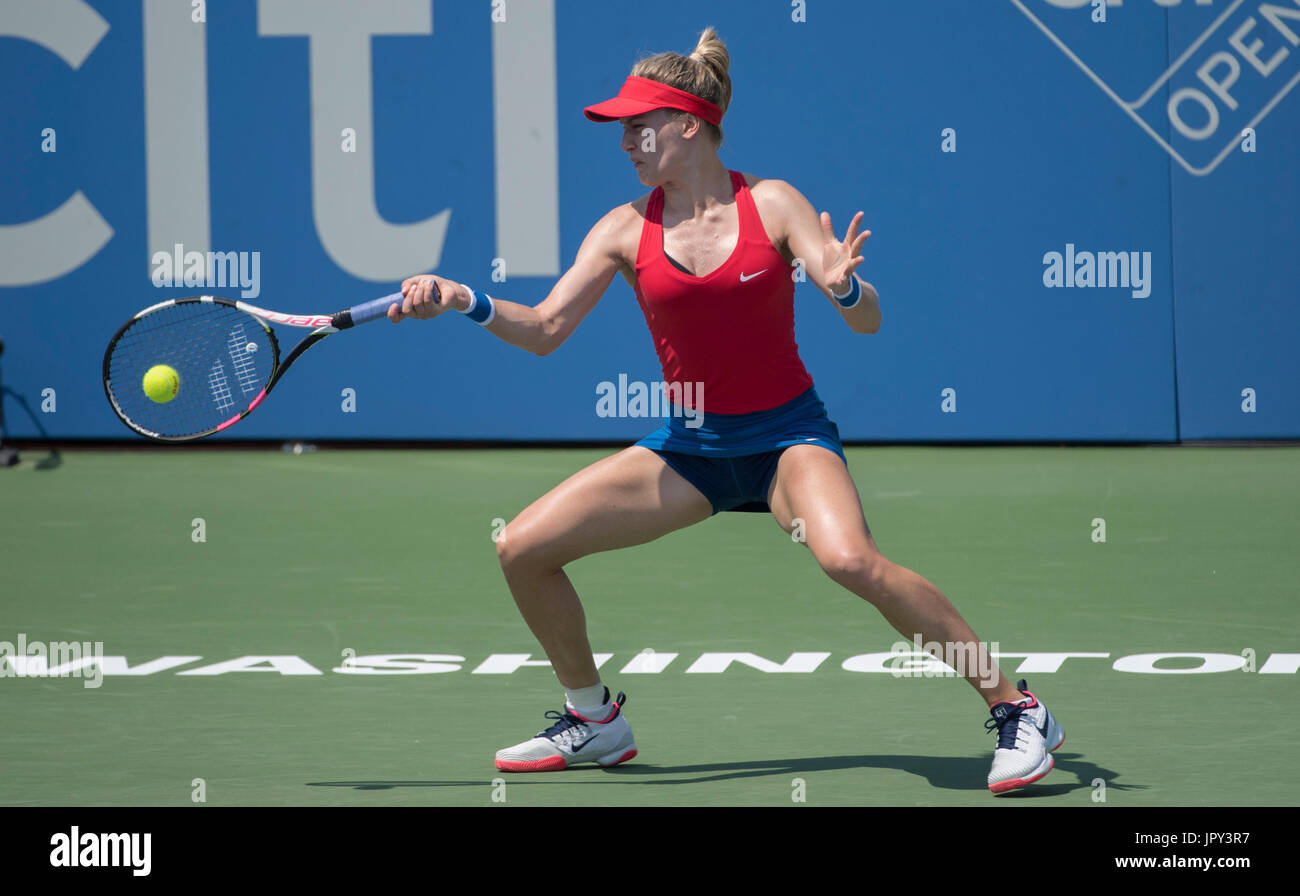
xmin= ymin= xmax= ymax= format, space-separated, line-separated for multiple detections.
xmin=635 ymin=386 xmax=846 ymax=514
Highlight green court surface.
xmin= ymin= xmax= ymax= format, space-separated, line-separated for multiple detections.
xmin=1 ymin=445 xmax=1297 ymax=807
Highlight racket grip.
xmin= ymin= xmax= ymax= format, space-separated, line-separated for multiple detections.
xmin=347 ymin=292 xmax=406 ymax=326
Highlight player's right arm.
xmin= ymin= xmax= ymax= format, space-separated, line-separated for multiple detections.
xmin=392 ymin=204 xmax=637 ymax=356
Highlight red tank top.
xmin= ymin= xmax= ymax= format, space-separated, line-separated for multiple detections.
xmin=633 ymin=170 xmax=814 ymax=414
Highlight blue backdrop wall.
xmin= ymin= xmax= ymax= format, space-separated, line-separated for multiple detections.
xmin=2 ymin=0 xmax=1296 ymax=441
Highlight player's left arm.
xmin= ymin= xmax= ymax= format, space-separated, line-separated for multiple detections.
xmin=763 ymin=179 xmax=881 ymax=334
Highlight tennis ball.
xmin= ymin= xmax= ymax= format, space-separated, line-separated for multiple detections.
xmin=143 ymin=364 xmax=180 ymax=403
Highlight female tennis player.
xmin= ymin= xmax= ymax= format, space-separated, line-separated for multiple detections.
xmin=391 ymin=28 xmax=1064 ymax=794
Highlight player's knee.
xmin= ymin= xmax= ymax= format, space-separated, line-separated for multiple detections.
xmin=495 ymin=526 xmax=515 ymax=568
xmin=818 ymin=546 xmax=890 ymax=598
xmin=495 ymin=522 xmax=533 ymax=573
xmin=495 ymin=520 xmax=561 ymax=577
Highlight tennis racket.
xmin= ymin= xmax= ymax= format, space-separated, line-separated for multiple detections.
xmin=102 ymin=290 xmax=419 ymax=441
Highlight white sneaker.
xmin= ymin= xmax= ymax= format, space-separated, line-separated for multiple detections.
xmin=495 ymin=689 xmax=638 ymax=772
xmin=986 ymin=679 xmax=1065 ymax=794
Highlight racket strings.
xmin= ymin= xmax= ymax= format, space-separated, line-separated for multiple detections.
xmin=106 ymin=302 xmax=278 ymax=439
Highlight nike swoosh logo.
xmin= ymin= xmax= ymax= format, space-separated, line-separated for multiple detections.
xmin=1036 ymin=716 xmax=1050 ymax=738
xmin=739 ymin=270 xmax=767 ymax=282
xmin=568 ymin=732 xmax=600 ymax=754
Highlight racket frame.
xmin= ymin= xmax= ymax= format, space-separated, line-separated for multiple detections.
xmin=102 ymin=293 xmax=394 ymax=442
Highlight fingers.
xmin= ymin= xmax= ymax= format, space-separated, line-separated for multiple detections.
xmin=843 ymin=211 xmax=863 ymax=245
xmin=395 ymin=275 xmax=446 ymax=320
xmin=825 ymin=211 xmax=871 ymax=252
xmin=394 ymin=274 xmax=467 ymax=322
xmin=400 ymin=275 xmax=427 ymax=303
xmin=413 ymin=276 xmax=435 ymax=307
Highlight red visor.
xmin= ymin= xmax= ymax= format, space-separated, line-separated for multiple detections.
xmin=584 ymin=76 xmax=723 ymax=126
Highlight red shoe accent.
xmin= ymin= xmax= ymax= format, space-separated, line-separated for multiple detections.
xmin=600 ymin=749 xmax=637 ymax=768
xmin=571 ymin=709 xmax=620 ymax=724
xmin=568 ymin=702 xmax=621 ymax=725
xmin=495 ymin=755 xmax=567 ymax=772
xmin=1051 ymin=734 xmax=1066 ymax=752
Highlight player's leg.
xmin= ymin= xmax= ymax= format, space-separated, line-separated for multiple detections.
xmin=765 ymin=444 xmax=1020 ymax=704
xmin=765 ymin=444 xmax=1065 ymax=793
xmin=496 ymin=445 xmax=713 ymax=690
xmin=492 ymin=445 xmax=712 ymax=771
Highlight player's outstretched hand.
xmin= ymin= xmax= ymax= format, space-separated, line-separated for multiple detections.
xmin=391 ymin=275 xmax=469 ymax=322
xmin=820 ymin=211 xmax=871 ymax=294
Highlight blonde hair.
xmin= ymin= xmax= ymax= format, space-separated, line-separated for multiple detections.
xmin=631 ymin=27 xmax=731 ymax=146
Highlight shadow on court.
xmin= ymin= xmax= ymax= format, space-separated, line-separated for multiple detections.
xmin=602 ymin=752 xmax=1131 ymax=796
xmin=308 ymin=781 xmax=511 ymax=790
xmin=991 ymin=752 xmax=1146 ymax=800
xmin=306 ymin=751 xmax=1135 ymax=798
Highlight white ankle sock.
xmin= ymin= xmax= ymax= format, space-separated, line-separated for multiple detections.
xmin=565 ymin=683 xmax=610 ymax=718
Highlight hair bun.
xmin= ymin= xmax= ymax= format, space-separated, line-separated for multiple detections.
xmin=627 ymin=27 xmax=732 ymax=144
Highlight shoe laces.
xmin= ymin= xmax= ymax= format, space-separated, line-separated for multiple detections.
xmin=535 ymin=692 xmax=625 ymax=741
xmin=985 ymin=701 xmax=1032 ymax=751
xmin=538 ymin=710 xmax=587 ymax=743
